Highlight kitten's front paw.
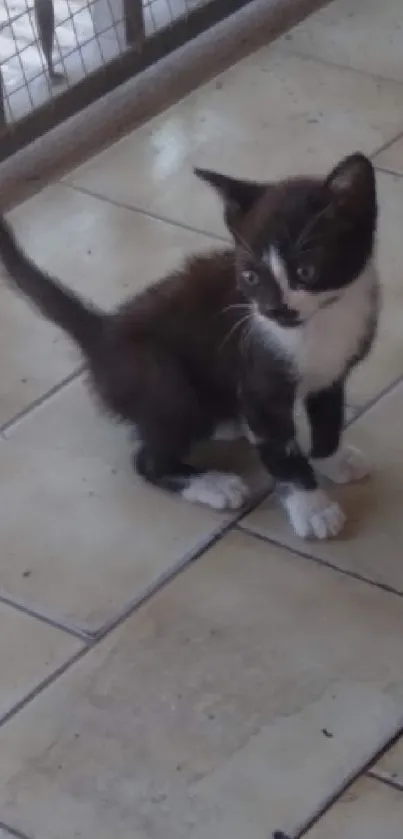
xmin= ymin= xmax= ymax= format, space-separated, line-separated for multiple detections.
xmin=283 ymin=487 xmax=346 ymax=540
xmin=314 ymin=445 xmax=370 ymax=485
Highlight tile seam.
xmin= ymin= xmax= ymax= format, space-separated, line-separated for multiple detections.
xmin=62 ymin=182 xmax=230 ymax=242
xmin=292 ymin=725 xmax=403 ymax=838
xmin=0 ymin=489 xmax=268 ymax=728
xmin=366 ymin=769 xmax=403 ymax=793
xmin=0 ymin=365 xmax=85 ymax=436
xmin=273 ymin=43 xmax=403 ymax=89
xmin=375 ymin=163 xmax=403 ymax=178
xmin=0 ymin=820 xmax=33 ymax=839
xmin=237 ymin=524 xmax=403 ymax=599
xmin=0 ymin=592 xmax=89 ymax=641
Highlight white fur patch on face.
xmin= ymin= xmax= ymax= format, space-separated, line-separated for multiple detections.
xmin=264 ymin=246 xmax=289 ymax=293
xmin=252 ymin=260 xmax=379 ymax=395
xmin=282 ymin=487 xmax=346 ymax=539
xmin=182 ymin=471 xmax=249 ymax=510
xmin=313 ymin=445 xmax=370 ymax=484
xmin=263 ymin=247 xmax=339 ymax=320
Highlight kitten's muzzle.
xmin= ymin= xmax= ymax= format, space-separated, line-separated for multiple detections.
xmin=267 ymin=305 xmax=302 ymax=327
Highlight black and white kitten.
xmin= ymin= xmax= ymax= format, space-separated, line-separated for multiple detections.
xmin=0 ymin=153 xmax=379 ymax=540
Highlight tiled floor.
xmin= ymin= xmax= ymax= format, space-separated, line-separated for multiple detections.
xmin=1 ymin=0 xmax=403 ymax=836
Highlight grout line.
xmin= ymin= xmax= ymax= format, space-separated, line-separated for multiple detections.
xmin=266 ymin=46 xmax=403 ymax=165
xmin=237 ymin=383 xmax=403 ymax=599
xmin=0 ymin=364 xmax=85 ymax=436
xmin=2 ymin=181 xmax=401 ymax=445
xmin=0 ymin=592 xmax=89 ymax=641
xmin=367 ymin=769 xmax=403 ymax=793
xmin=92 ymin=485 xmax=270 ymax=641
xmin=375 ymin=163 xmax=403 ymax=178
xmin=1 ymin=363 xmax=400 ymax=647
xmin=291 ymin=725 xmax=403 ymax=838
xmin=0 ymin=644 xmax=89 ymax=730
xmin=372 ymin=132 xmax=403 ymax=161
xmin=63 ymin=182 xmax=230 ymax=243
xmin=0 ymin=193 xmax=230 ymax=441
xmin=0 ymin=821 xmax=33 ymax=839
xmin=274 ymin=42 xmax=403 ymax=90
xmin=92 ymin=520 xmax=241 ymax=640
xmin=238 ymin=524 xmax=403 ymax=599
xmin=0 ymin=331 xmax=400 ymax=646
xmin=346 ymin=371 xmax=403 ymax=429
xmin=0 ymin=486 xmax=268 ymax=728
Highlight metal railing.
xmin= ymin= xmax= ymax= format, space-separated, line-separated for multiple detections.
xmin=0 ymin=0 xmax=252 ymax=160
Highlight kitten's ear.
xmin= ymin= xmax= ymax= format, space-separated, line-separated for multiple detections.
xmin=194 ymin=168 xmax=265 ymax=230
xmin=326 ymin=153 xmax=376 ymax=216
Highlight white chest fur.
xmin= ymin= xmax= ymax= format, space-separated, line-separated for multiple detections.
xmin=254 ymin=260 xmax=378 ymax=396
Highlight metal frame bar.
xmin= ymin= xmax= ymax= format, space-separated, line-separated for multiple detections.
xmin=124 ymin=0 xmax=146 ymax=49
xmin=0 ymin=0 xmax=253 ymax=162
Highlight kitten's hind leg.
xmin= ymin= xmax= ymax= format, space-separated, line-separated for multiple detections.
xmin=128 ymin=351 xmax=249 ymax=510
xmin=135 ymin=446 xmax=249 ymax=511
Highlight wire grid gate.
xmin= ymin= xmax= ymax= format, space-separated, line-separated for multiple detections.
xmin=0 ymin=0 xmax=252 ymax=160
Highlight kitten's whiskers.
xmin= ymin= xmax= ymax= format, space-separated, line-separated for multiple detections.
xmin=219 ymin=306 xmax=253 ymax=353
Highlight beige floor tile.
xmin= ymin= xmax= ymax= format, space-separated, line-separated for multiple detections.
xmin=347 ymin=170 xmax=403 ymax=407
xmin=0 ymin=531 xmax=403 ymax=838
xmin=242 ymin=380 xmax=403 ymax=592
xmin=5 ymin=375 xmax=131 ymax=467
xmin=375 ymin=135 xmax=403 ymax=175
xmin=0 ymin=601 xmax=81 ymax=720
xmin=0 ymin=434 xmax=241 ymax=634
xmin=371 ymin=736 xmax=403 ymax=786
xmin=0 ymin=278 xmax=78 ymax=430
xmin=0 ymin=185 xmax=217 ymax=429
xmin=64 ymin=48 xmax=403 ymax=234
xmin=306 ymin=776 xmax=403 ymax=839
xmin=281 ymin=0 xmax=403 ymax=83
xmin=8 ymin=184 xmax=217 ymax=309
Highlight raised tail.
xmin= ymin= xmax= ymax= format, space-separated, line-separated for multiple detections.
xmin=0 ymin=215 xmax=105 ymax=356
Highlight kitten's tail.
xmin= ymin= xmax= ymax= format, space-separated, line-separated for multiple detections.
xmin=0 ymin=215 xmax=105 ymax=356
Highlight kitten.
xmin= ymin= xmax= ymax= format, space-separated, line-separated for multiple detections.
xmin=0 ymin=152 xmax=378 ymax=540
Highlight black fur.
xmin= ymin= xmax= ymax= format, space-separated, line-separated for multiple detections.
xmin=0 ymin=153 xmax=378 ymax=523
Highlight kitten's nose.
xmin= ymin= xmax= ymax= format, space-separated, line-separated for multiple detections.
xmin=269 ymin=305 xmax=301 ymax=326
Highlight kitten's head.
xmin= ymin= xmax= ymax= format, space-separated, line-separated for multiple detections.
xmin=195 ymin=153 xmax=377 ymax=327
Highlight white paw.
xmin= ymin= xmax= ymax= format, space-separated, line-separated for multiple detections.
xmin=182 ymin=472 xmax=249 ymax=511
xmin=314 ymin=445 xmax=370 ymax=485
xmin=283 ymin=487 xmax=346 ymax=540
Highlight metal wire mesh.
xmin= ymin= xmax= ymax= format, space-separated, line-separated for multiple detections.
xmin=0 ymin=0 xmax=201 ymax=122
xmin=0 ymin=0 xmax=250 ymax=158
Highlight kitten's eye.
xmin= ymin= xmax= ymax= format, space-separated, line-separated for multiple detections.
xmin=297 ymin=263 xmax=316 ymax=283
xmin=242 ymin=270 xmax=259 ymax=287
